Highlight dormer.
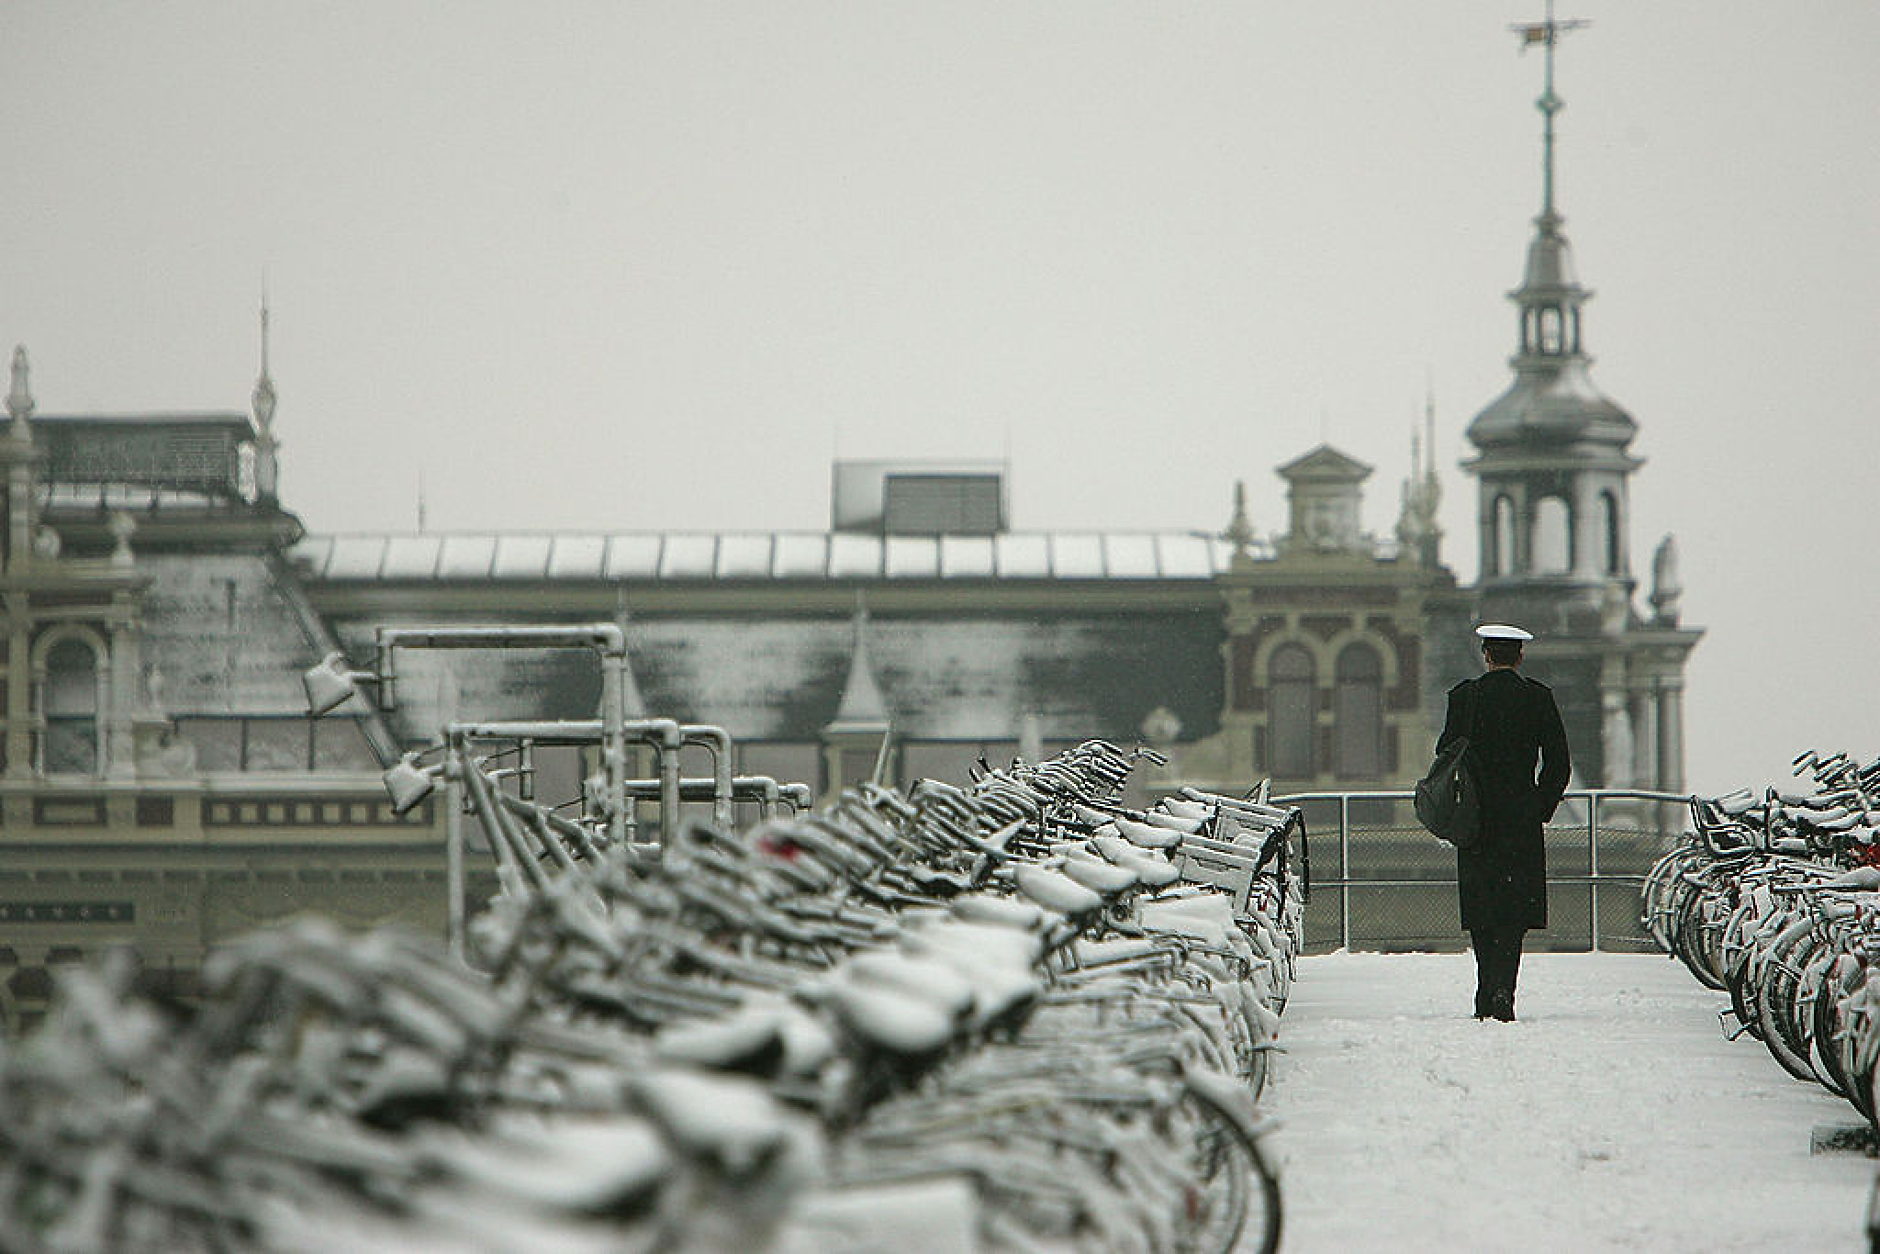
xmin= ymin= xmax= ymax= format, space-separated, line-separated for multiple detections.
xmin=1276 ymin=445 xmax=1372 ymax=556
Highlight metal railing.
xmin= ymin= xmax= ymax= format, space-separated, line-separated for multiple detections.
xmin=1273 ymin=788 xmax=1694 ymax=953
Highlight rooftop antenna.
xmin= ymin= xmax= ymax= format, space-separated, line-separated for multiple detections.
xmin=1512 ymin=0 xmax=1590 ymax=219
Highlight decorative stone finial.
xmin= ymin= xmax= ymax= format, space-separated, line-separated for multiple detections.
xmin=1396 ymin=391 xmax=1445 ymax=565
xmin=7 ymin=345 xmax=35 ymax=441
xmin=142 ymin=665 xmax=168 ymax=716
xmin=1650 ymin=534 xmax=1682 ymax=625
xmin=253 ymin=367 xmax=277 ymax=432
xmin=1222 ymin=480 xmax=1256 ymax=559
xmin=252 ymin=297 xmax=280 ymax=501
xmin=253 ymin=296 xmax=276 ymax=430
xmin=109 ymin=511 xmax=137 ymax=567
xmin=1420 ymin=383 xmax=1442 ymax=522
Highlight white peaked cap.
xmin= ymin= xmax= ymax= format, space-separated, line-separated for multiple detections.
xmin=1475 ymin=623 xmax=1534 ymax=642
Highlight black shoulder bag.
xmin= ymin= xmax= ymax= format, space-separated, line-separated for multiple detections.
xmin=1414 ymin=681 xmax=1482 ymax=850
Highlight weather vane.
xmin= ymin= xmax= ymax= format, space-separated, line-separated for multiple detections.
xmin=1512 ymin=1 xmax=1589 ymax=218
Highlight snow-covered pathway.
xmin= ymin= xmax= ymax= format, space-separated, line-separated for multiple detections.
xmin=1266 ymin=952 xmax=1874 ymax=1252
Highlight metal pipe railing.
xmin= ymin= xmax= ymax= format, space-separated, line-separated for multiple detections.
xmin=435 ymin=719 xmax=815 ymax=955
xmin=680 ymin=724 xmax=735 ymax=827
xmin=372 ymin=623 xmax=633 ymax=848
xmin=1272 ymin=787 xmax=1695 ymax=952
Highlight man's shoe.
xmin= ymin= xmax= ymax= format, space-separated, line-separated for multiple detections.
xmin=1489 ymin=992 xmax=1516 ymax=1022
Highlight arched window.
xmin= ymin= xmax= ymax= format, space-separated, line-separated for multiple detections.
xmin=1532 ymin=495 xmax=1573 ymax=574
xmin=43 ymin=637 xmax=101 ymax=775
xmin=1333 ymin=644 xmax=1383 ymax=779
xmin=1269 ymin=644 xmax=1316 ymax=779
xmin=1601 ymin=490 xmax=1622 ymax=575
xmin=1492 ymin=495 xmax=1517 ymax=577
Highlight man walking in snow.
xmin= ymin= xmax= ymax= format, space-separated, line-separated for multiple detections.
xmin=1436 ymin=624 xmax=1570 ymax=1021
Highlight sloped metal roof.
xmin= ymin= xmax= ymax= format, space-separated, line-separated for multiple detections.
xmin=340 ymin=610 xmax=1226 ymax=744
xmin=138 ymin=552 xmax=331 ymax=716
xmin=1467 ymin=362 xmax=1637 ymax=449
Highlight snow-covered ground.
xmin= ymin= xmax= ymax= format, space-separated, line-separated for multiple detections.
xmin=1267 ymin=951 xmax=1875 ymax=1252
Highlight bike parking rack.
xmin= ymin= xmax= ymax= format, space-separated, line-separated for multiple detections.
xmin=262 ymin=619 xmax=1310 ymax=1250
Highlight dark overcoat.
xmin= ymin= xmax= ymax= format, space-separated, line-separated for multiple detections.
xmin=1436 ymin=668 xmax=1571 ymax=932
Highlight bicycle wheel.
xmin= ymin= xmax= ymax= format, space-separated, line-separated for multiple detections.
xmin=1838 ymin=970 xmax=1880 ymax=1127
xmin=1177 ymin=1075 xmax=1281 ymax=1254
xmin=1787 ymin=942 xmax=1842 ymax=1092
xmin=1726 ymin=956 xmax=1765 ymax=1042
xmin=1755 ymin=930 xmax=1823 ymax=1084
xmin=1673 ymin=889 xmax=1729 ymax=991
xmin=1696 ymin=892 xmax=1739 ymax=989
xmin=1639 ymin=848 xmax=1699 ymax=952
xmin=1722 ymin=899 xmax=1770 ymax=1039
xmin=1174 ymin=1000 xmax=1244 ymax=1085
xmin=1807 ymin=951 xmax=1857 ymax=1103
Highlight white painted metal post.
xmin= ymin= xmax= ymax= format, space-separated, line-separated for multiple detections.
xmin=1340 ymin=793 xmax=1352 ymax=950
xmin=1587 ymin=790 xmax=1600 ymax=952
xmin=445 ymin=746 xmax=465 ymax=963
xmin=600 ymin=649 xmax=627 ymax=849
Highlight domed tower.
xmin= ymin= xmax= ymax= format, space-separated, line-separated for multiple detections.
xmin=1467 ymin=9 xmax=1636 ymax=634
xmin=1462 ymin=9 xmax=1701 ymax=792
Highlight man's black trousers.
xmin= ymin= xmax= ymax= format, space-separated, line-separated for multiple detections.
xmin=1469 ymin=927 xmax=1525 ymax=1018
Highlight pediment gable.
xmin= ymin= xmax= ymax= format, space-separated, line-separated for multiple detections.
xmin=1276 ymin=444 xmax=1373 ymax=484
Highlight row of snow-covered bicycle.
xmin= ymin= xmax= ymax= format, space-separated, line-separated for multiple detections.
xmin=1642 ymin=747 xmax=1880 ymax=1250
xmin=1641 ymin=749 xmax=1880 ymax=1112
xmin=0 ymin=727 xmax=1304 ymax=1253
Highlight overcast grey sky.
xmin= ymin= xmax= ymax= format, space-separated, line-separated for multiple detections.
xmin=3 ymin=2 xmax=1877 ymax=795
